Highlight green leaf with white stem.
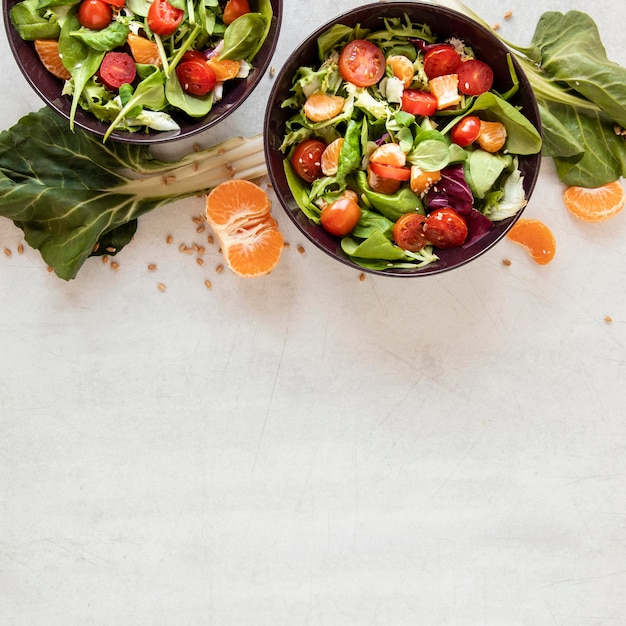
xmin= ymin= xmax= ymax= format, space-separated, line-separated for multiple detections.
xmin=0 ymin=108 xmax=267 ymax=280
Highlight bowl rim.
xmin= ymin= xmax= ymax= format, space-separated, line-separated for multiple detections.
xmin=263 ymin=0 xmax=542 ymax=277
xmin=3 ymin=0 xmax=283 ymax=144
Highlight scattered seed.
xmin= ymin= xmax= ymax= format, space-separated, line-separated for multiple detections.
xmin=106 ymin=246 xmax=116 ymax=253
xmin=92 ymin=242 xmax=100 ymax=253
xmin=196 ymin=224 xmax=206 ymax=233
xmin=184 ymin=247 xmax=194 ymax=255
xmin=205 ymin=279 xmax=212 ymax=289
xmin=605 ymin=315 xmax=613 ymax=323
xmin=502 ymin=258 xmax=512 ymax=267
xmin=492 ymin=22 xmax=500 ymax=31
xmin=197 ymin=246 xmax=205 ymax=255
xmin=162 ymin=175 xmax=176 ymax=185
xmin=218 ymin=147 xmax=227 ymax=156
xmin=192 ymin=216 xmax=203 ymax=224
xmin=270 ymin=66 xmax=276 ymax=77
xmin=102 ymin=255 xmax=109 ymax=264
xmin=283 ymin=242 xmax=291 ymax=249
xmin=157 ymin=282 xmax=167 ymax=292
xmin=179 ymin=243 xmax=186 ymax=252
xmin=297 ymin=244 xmax=305 ymax=254
xmin=166 ymin=234 xmax=173 ymax=244
xmin=17 ymin=244 xmax=24 ymax=255
xmin=216 ymin=264 xmax=224 ymax=273
xmin=504 ymin=10 xmax=513 ymax=19
xmin=110 ymin=261 xmax=120 ymax=271
xmin=147 ymin=263 xmax=157 ymax=271
xmin=4 ymin=247 xmax=12 ymax=257
xmin=207 ymin=235 xmax=214 ymax=245
xmin=359 ymin=273 xmax=366 ymax=282
xmin=193 ymin=143 xmax=201 ymax=153
xmin=196 ymin=257 xmax=204 ymax=266
xmin=47 ymin=266 xmax=54 ymax=273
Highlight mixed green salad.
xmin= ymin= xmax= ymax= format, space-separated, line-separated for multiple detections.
xmin=279 ymin=15 xmax=542 ymax=271
xmin=10 ymin=0 xmax=273 ymax=139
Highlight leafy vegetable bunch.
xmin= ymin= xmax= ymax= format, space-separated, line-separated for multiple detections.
xmin=279 ymin=15 xmax=542 ymax=271
xmin=10 ymin=0 xmax=273 ymax=140
xmin=442 ymin=1 xmax=626 ymax=188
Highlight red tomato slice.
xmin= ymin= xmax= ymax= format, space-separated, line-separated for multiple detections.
xmin=175 ymin=59 xmax=217 ymax=95
xmin=290 ymin=138 xmax=326 ymax=183
xmin=223 ymin=0 xmax=250 ymax=25
xmin=181 ymin=50 xmax=206 ymax=62
xmin=424 ymin=208 xmax=468 ymax=248
xmin=105 ymin=0 xmax=125 ymax=7
xmin=339 ymin=39 xmax=386 ymax=88
xmin=457 ymin=59 xmax=494 ymax=95
xmin=320 ymin=195 xmax=362 ymax=236
xmin=393 ymin=213 xmax=429 ymax=251
xmin=98 ymin=51 xmax=136 ymax=90
xmin=400 ymin=90 xmax=438 ymax=117
xmin=369 ymin=160 xmax=411 ymax=181
xmin=423 ymin=44 xmax=462 ymax=79
xmin=77 ymin=0 xmax=112 ymax=30
xmin=147 ymin=0 xmax=184 ymax=36
xmin=450 ymin=115 xmax=481 ymax=147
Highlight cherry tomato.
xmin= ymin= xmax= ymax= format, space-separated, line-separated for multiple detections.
xmin=147 ymin=0 xmax=184 ymax=36
xmin=77 ymin=0 xmax=112 ymax=30
xmin=290 ymin=139 xmax=326 ymax=183
xmin=176 ymin=59 xmax=217 ymax=95
xmin=400 ymin=90 xmax=438 ymax=117
xmin=320 ymin=195 xmax=362 ymax=236
xmin=105 ymin=0 xmax=125 ymax=7
xmin=98 ymin=51 xmax=136 ymax=90
xmin=457 ymin=59 xmax=494 ymax=96
xmin=339 ymin=39 xmax=386 ymax=88
xmin=369 ymin=160 xmax=411 ymax=181
xmin=223 ymin=0 xmax=250 ymax=25
xmin=423 ymin=44 xmax=462 ymax=79
xmin=393 ymin=213 xmax=429 ymax=251
xmin=367 ymin=166 xmax=401 ymax=195
xmin=424 ymin=208 xmax=468 ymax=248
xmin=181 ymin=50 xmax=206 ymax=62
xmin=450 ymin=115 xmax=481 ymax=147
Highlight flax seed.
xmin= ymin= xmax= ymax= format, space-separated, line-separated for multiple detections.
xmin=207 ymin=235 xmax=214 ymax=245
xmin=216 ymin=264 xmax=224 ymax=273
xmin=110 ymin=261 xmax=120 ymax=271
xmin=502 ymin=258 xmax=512 ymax=266
xmin=147 ymin=263 xmax=157 ymax=271
xmin=157 ymin=282 xmax=166 ymax=292
xmin=504 ymin=10 xmax=513 ymax=19
xmin=605 ymin=315 xmax=613 ymax=323
xmin=179 ymin=243 xmax=186 ymax=252
xmin=102 ymin=255 xmax=109 ymax=264
xmin=196 ymin=257 xmax=204 ymax=266
xmin=297 ymin=244 xmax=305 ymax=254
xmin=359 ymin=273 xmax=366 ymax=282
xmin=4 ymin=247 xmax=12 ymax=257
xmin=196 ymin=224 xmax=206 ymax=233
xmin=166 ymin=234 xmax=173 ymax=244
xmin=205 ymin=279 xmax=212 ymax=289
xmin=492 ymin=22 xmax=500 ymax=31
xmin=17 ymin=244 xmax=24 ymax=255
xmin=192 ymin=216 xmax=203 ymax=224
xmin=47 ymin=266 xmax=54 ymax=273
xmin=197 ymin=246 xmax=205 ymax=255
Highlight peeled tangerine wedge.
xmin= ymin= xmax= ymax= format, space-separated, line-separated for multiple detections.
xmin=563 ymin=180 xmax=626 ymax=222
xmin=34 ymin=39 xmax=71 ymax=80
xmin=506 ymin=218 xmax=556 ymax=265
xmin=205 ymin=179 xmax=284 ymax=277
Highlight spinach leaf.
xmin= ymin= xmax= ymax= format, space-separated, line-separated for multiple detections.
xmin=10 ymin=0 xmax=61 ymax=40
xmin=336 ymin=119 xmax=361 ymax=184
xmin=219 ymin=13 xmax=266 ymax=61
xmin=70 ymin=21 xmax=129 ymax=51
xmin=355 ymin=171 xmax=423 ymax=221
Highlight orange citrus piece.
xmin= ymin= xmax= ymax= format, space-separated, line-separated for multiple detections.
xmin=205 ymin=179 xmax=284 ymax=277
xmin=370 ymin=143 xmax=406 ymax=166
xmin=387 ymin=54 xmax=414 ymax=88
xmin=303 ymin=93 xmax=345 ymax=122
xmin=127 ymin=33 xmax=161 ymax=66
xmin=207 ymin=58 xmax=241 ymax=81
xmin=429 ymin=74 xmax=462 ymax=109
xmin=34 ymin=39 xmax=71 ymax=80
xmin=506 ymin=218 xmax=556 ymax=265
xmin=321 ymin=137 xmax=344 ymax=176
xmin=563 ymin=180 xmax=626 ymax=222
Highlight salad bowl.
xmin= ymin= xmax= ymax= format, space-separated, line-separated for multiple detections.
xmin=3 ymin=0 xmax=282 ymax=144
xmin=263 ymin=1 xmax=542 ymax=276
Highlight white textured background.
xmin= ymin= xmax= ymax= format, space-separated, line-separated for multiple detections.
xmin=1 ymin=1 xmax=625 ymax=624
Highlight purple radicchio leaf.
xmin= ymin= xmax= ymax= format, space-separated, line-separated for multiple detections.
xmin=425 ymin=164 xmax=474 ymax=216
xmin=463 ymin=209 xmax=494 ymax=248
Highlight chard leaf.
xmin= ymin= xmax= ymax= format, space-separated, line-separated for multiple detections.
xmin=355 ymin=171 xmax=422 ymax=221
xmin=70 ymin=21 xmax=129 ymax=51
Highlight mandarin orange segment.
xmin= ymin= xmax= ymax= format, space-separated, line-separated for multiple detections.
xmin=387 ymin=54 xmax=414 ymax=88
xmin=321 ymin=137 xmax=344 ymax=176
xmin=563 ymin=180 xmax=626 ymax=222
xmin=207 ymin=58 xmax=241 ymax=81
xmin=206 ymin=179 xmax=284 ymax=277
xmin=34 ymin=39 xmax=71 ymax=80
xmin=506 ymin=218 xmax=556 ymax=265
xmin=303 ymin=93 xmax=345 ymax=122
xmin=127 ymin=33 xmax=161 ymax=66
xmin=429 ymin=73 xmax=462 ymax=109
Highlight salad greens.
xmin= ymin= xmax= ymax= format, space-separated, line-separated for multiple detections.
xmin=0 ymin=107 xmax=266 ymax=279
xmin=9 ymin=0 xmax=273 ymax=140
xmin=439 ymin=1 xmax=626 ymax=188
xmin=280 ymin=15 xmax=542 ymax=271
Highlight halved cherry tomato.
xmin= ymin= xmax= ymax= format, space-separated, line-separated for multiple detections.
xmin=290 ymin=139 xmax=326 ymax=183
xmin=175 ymin=59 xmax=217 ymax=95
xmin=457 ymin=59 xmax=494 ymax=96
xmin=98 ymin=51 xmax=136 ymax=90
xmin=106 ymin=0 xmax=125 ymax=6
xmin=320 ymin=195 xmax=362 ymax=236
xmin=450 ymin=115 xmax=481 ymax=147
xmin=400 ymin=90 xmax=438 ymax=117
xmin=423 ymin=44 xmax=462 ymax=79
xmin=77 ymin=0 xmax=112 ymax=30
xmin=181 ymin=50 xmax=206 ymax=62
xmin=223 ymin=0 xmax=250 ymax=25
xmin=424 ymin=208 xmax=468 ymax=248
xmin=339 ymin=39 xmax=386 ymax=88
xmin=369 ymin=160 xmax=411 ymax=181
xmin=367 ymin=166 xmax=401 ymax=195
xmin=147 ymin=0 xmax=184 ymax=36
xmin=393 ymin=213 xmax=429 ymax=251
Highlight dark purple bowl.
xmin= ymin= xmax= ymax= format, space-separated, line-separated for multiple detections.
xmin=3 ymin=0 xmax=282 ymax=144
xmin=264 ymin=1 xmax=541 ymax=277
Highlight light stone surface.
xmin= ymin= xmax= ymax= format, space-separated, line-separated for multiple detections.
xmin=1 ymin=1 xmax=626 ymax=624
